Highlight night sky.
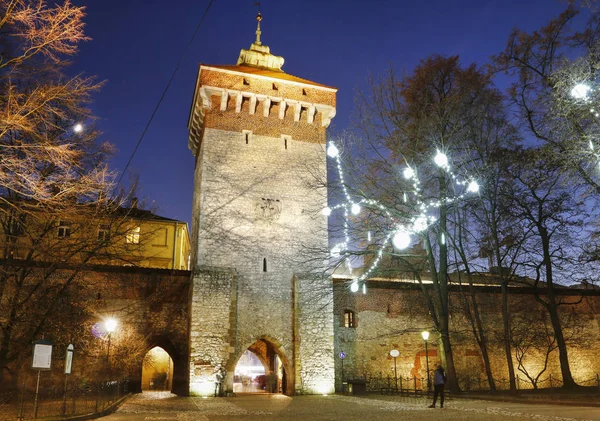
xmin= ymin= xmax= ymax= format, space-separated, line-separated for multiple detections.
xmin=70 ymin=0 xmax=580 ymax=226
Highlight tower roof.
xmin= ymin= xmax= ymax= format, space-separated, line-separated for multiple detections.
xmin=236 ymin=11 xmax=285 ymax=71
xmin=201 ymin=64 xmax=336 ymax=91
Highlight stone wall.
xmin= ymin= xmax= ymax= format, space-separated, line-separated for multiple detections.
xmin=188 ymin=125 xmax=332 ymax=395
xmin=333 ymin=280 xmax=600 ymax=391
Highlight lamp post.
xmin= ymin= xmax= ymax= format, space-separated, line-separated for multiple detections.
xmin=104 ymin=318 xmax=118 ymax=376
xmin=421 ymin=331 xmax=430 ymax=394
xmin=389 ymin=349 xmax=399 ymax=391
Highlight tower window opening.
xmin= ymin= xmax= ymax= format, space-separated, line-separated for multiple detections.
xmin=284 ymin=138 xmax=288 ymax=149
xmin=244 ymin=132 xmax=250 ymax=144
xmin=263 ymin=258 xmax=267 ymax=272
xmin=302 ymin=89 xmax=307 ymax=96
xmin=243 ymin=78 xmax=250 ymax=85
xmin=344 ymin=310 xmax=356 ymax=328
xmin=272 ymin=83 xmax=278 ymax=91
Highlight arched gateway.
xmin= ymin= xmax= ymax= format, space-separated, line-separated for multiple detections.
xmin=187 ymin=13 xmax=337 ymax=396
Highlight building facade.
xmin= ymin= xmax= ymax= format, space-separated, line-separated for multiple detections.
xmin=187 ymin=14 xmax=337 ymax=395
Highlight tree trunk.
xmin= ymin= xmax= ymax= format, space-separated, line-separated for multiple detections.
xmin=501 ymin=280 xmax=517 ymax=392
xmin=539 ymin=228 xmax=576 ymax=389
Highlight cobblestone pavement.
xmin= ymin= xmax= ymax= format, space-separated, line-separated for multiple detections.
xmin=104 ymin=392 xmax=600 ymax=421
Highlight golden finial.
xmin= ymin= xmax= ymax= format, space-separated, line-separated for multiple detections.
xmin=255 ymin=11 xmax=262 ymax=45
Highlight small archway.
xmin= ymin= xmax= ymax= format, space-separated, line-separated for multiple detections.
xmin=142 ymin=347 xmax=174 ymax=391
xmin=230 ymin=337 xmax=293 ymax=395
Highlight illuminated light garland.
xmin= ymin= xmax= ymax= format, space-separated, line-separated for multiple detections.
xmin=324 ymin=141 xmax=480 ymax=291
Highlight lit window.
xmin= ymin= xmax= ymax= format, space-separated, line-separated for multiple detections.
xmin=344 ymin=310 xmax=356 ymax=328
xmin=57 ymin=220 xmax=71 ymax=238
xmin=126 ymin=226 xmax=140 ymax=244
xmin=97 ymin=224 xmax=110 ymax=242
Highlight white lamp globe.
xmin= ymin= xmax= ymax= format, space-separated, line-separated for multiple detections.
xmin=392 ymin=230 xmax=411 ymax=250
xmin=571 ymin=83 xmax=591 ymax=100
xmin=421 ymin=330 xmax=430 ymax=341
xmin=403 ymin=167 xmax=414 ymax=179
xmin=105 ymin=318 xmax=118 ymax=333
xmin=322 ymin=207 xmax=332 ymax=216
xmin=327 ymin=143 xmax=339 ymax=158
xmin=351 ymin=203 xmax=361 ymax=215
xmin=434 ymin=151 xmax=448 ymax=168
xmin=467 ymin=180 xmax=479 ymax=193
xmin=350 ymin=281 xmax=359 ymax=293
xmin=73 ymin=123 xmax=84 ymax=133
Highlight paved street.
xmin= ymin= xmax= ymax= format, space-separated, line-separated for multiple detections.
xmin=102 ymin=392 xmax=600 ymax=421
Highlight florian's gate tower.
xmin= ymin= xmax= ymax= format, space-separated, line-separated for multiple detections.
xmin=187 ymin=14 xmax=337 ymax=395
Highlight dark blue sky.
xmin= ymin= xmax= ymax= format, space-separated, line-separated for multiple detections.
xmin=71 ymin=0 xmax=577 ymax=225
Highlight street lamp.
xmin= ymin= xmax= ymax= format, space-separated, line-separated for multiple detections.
xmin=104 ymin=318 xmax=118 ymax=374
xmin=421 ymin=331 xmax=430 ymax=394
xmin=389 ymin=349 xmax=399 ymax=391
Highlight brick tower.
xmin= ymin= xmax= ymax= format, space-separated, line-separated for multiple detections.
xmin=187 ymin=13 xmax=337 ymax=395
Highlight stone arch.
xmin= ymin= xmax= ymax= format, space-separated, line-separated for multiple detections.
xmin=228 ymin=335 xmax=294 ymax=395
xmin=142 ymin=346 xmax=173 ymax=391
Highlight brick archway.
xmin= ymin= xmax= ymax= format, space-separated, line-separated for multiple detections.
xmin=131 ymin=335 xmax=188 ymax=395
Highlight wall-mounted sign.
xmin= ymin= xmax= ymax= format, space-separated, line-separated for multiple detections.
xmin=32 ymin=340 xmax=53 ymax=370
xmin=64 ymin=344 xmax=74 ymax=375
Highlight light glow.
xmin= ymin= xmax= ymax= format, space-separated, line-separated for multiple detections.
xmin=392 ymin=230 xmax=411 ymax=250
xmin=350 ymin=281 xmax=359 ymax=293
xmin=73 ymin=123 xmax=83 ymax=133
xmin=467 ymin=180 xmax=479 ymax=193
xmin=322 ymin=207 xmax=332 ymax=216
xmin=403 ymin=167 xmax=414 ymax=179
xmin=434 ymin=151 xmax=448 ymax=167
xmin=571 ymin=83 xmax=591 ymax=100
xmin=104 ymin=318 xmax=118 ymax=333
xmin=421 ymin=330 xmax=430 ymax=341
xmin=327 ymin=143 xmax=339 ymax=158
xmin=351 ymin=203 xmax=361 ymax=215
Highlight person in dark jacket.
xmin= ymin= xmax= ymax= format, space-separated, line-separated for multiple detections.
xmin=428 ymin=365 xmax=446 ymax=408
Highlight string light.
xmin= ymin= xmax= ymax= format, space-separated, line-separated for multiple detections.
xmin=324 ymin=141 xmax=480 ymax=291
xmin=571 ymin=83 xmax=591 ymax=100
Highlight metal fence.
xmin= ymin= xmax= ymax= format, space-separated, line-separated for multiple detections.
xmin=353 ymin=371 xmax=600 ymax=394
xmin=0 ymin=380 xmax=127 ymax=421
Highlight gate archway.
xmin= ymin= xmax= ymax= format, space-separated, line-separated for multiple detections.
xmin=142 ymin=347 xmax=173 ymax=391
xmin=230 ymin=337 xmax=293 ymax=395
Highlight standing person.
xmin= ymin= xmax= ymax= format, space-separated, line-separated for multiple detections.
xmin=429 ymin=365 xmax=446 ymax=408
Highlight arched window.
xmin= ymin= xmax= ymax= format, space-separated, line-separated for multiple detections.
xmin=344 ymin=310 xmax=356 ymax=328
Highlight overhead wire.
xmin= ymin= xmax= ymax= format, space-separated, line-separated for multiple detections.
xmin=113 ymin=0 xmax=215 ymax=194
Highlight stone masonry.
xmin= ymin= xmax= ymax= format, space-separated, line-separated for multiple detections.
xmin=187 ymin=17 xmax=337 ymax=396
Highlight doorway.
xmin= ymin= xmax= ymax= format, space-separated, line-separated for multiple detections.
xmin=141 ymin=346 xmax=173 ymax=391
xmin=232 ymin=338 xmax=290 ymax=394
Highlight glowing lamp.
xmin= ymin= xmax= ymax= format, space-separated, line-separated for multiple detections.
xmin=327 ymin=143 xmax=339 ymax=158
xmin=322 ymin=207 xmax=332 ymax=216
xmin=403 ymin=167 xmax=414 ymax=179
xmin=351 ymin=203 xmax=361 ymax=215
xmin=421 ymin=330 xmax=430 ymax=341
xmin=571 ymin=83 xmax=591 ymax=100
xmin=392 ymin=230 xmax=411 ymax=250
xmin=104 ymin=318 xmax=118 ymax=333
xmin=413 ymin=216 xmax=428 ymax=232
xmin=434 ymin=151 xmax=448 ymax=168
xmin=467 ymin=180 xmax=479 ymax=193
xmin=350 ymin=281 xmax=359 ymax=293
xmin=73 ymin=123 xmax=83 ymax=133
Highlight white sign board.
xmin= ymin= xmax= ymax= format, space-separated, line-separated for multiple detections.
xmin=65 ymin=344 xmax=74 ymax=375
xmin=32 ymin=343 xmax=52 ymax=370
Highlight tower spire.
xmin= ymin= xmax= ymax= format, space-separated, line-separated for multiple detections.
xmin=255 ymin=11 xmax=262 ymax=46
